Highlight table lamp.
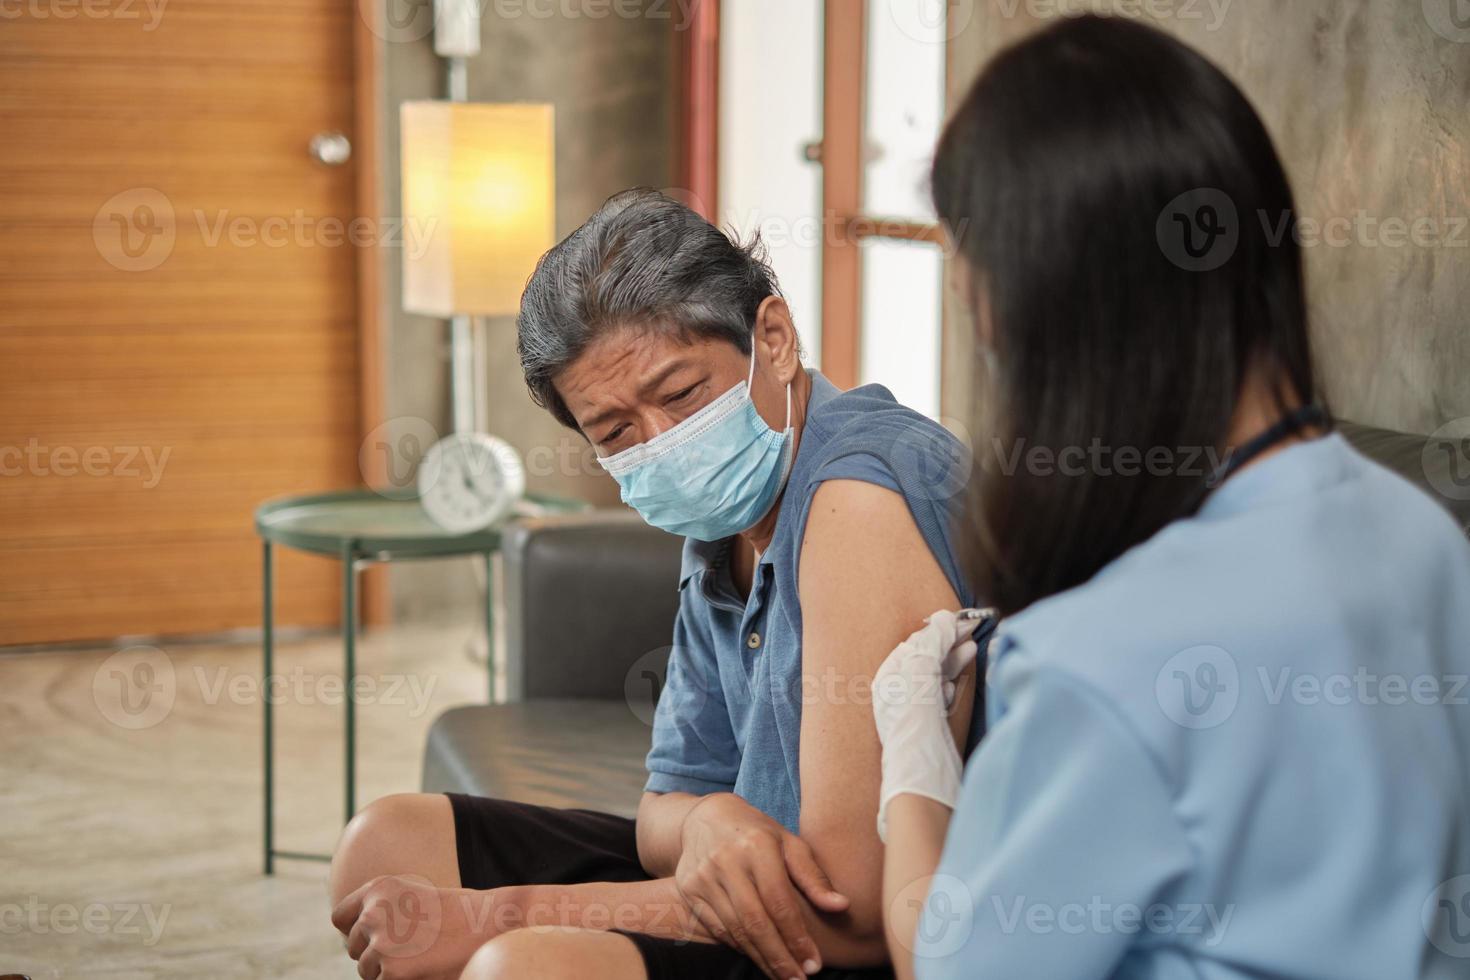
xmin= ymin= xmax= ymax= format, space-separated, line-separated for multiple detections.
xmin=400 ymin=100 xmax=555 ymax=531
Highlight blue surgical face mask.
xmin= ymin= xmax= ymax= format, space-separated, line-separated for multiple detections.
xmin=597 ymin=348 xmax=794 ymax=541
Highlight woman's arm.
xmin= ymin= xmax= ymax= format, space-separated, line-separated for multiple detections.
xmin=795 ymin=478 xmax=971 ymax=968
xmin=879 ymin=655 xmax=1195 ymax=979
xmin=881 ymin=796 xmax=953 ymax=980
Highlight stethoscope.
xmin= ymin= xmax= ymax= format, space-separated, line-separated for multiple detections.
xmin=1203 ymin=403 xmax=1332 ymax=490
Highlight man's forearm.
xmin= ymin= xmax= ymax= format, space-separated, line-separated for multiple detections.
xmin=465 ymin=877 xmax=709 ymax=941
xmin=634 ymin=790 xmax=702 ymax=877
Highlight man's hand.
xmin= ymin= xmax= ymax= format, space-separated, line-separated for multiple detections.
xmin=331 ymin=874 xmax=509 ymax=980
xmin=675 ymin=793 xmax=850 ymax=980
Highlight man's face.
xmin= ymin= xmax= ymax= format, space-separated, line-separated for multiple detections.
xmin=554 ymin=326 xmax=752 ymax=457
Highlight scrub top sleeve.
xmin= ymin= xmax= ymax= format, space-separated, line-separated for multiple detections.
xmin=643 ymin=587 xmax=742 ymax=796
xmin=914 ymin=657 xmax=1195 ymax=979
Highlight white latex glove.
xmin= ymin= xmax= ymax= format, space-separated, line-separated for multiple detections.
xmin=870 ymin=609 xmax=988 ymax=843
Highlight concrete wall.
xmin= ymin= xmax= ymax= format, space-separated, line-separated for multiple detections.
xmin=376 ymin=1 xmax=674 ymax=620
xmin=940 ymin=0 xmax=1470 ymax=435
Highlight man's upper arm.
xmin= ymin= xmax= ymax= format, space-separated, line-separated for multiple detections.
xmin=796 ymin=478 xmax=968 ymax=938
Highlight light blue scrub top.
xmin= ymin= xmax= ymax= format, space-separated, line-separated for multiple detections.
xmin=919 ymin=433 xmax=1470 ymax=979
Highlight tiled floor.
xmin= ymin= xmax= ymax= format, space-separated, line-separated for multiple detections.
xmin=1 ymin=623 xmax=486 ymax=978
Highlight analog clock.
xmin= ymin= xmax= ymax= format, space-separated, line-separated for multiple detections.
xmin=417 ymin=432 xmax=526 ymax=533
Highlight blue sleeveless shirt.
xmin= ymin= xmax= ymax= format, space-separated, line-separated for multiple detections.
xmin=643 ymin=371 xmax=976 ymax=831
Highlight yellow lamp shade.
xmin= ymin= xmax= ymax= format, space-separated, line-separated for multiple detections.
xmin=401 ymin=101 xmax=555 ymax=317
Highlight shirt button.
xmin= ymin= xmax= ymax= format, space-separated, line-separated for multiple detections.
xmin=747 ymin=631 xmax=761 ymax=649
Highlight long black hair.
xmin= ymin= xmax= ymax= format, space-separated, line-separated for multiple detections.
xmin=932 ymin=15 xmax=1318 ymax=616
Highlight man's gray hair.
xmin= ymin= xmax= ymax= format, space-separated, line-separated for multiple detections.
xmin=517 ymin=188 xmax=780 ymax=430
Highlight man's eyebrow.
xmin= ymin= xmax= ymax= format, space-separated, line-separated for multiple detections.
xmin=577 ymin=358 xmax=696 ymax=433
xmin=639 ymin=358 xmax=691 ymax=397
xmin=578 ymin=405 xmax=619 ymax=432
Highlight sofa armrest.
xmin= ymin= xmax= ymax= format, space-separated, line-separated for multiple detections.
xmin=1340 ymin=420 xmax=1470 ymax=537
xmin=501 ymin=509 xmax=685 ymax=701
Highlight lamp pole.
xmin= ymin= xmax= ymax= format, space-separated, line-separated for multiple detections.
xmin=439 ymin=2 xmax=482 ymax=435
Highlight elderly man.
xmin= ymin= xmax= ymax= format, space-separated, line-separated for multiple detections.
xmin=329 ymin=189 xmax=979 ymax=980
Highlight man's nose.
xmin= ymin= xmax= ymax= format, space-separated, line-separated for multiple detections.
xmin=640 ymin=411 xmax=677 ymax=441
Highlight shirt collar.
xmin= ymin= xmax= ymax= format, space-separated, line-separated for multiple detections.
xmin=757 ymin=370 xmax=840 ymax=567
xmin=680 ymin=535 xmax=725 ymax=587
xmin=1197 ymin=432 xmax=1351 ymax=522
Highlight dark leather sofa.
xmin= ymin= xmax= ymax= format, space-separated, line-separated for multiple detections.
xmin=421 ymin=421 xmax=1470 ymax=815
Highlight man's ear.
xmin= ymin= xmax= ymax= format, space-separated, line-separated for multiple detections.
xmin=752 ymin=296 xmax=801 ymax=385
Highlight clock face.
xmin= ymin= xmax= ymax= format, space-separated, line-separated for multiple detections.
xmin=417 ymin=433 xmax=526 ymax=533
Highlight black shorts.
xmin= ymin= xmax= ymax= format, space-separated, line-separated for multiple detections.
xmin=447 ymin=792 xmax=894 ymax=980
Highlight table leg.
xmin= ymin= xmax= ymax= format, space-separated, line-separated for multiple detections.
xmin=343 ymin=543 xmax=357 ymax=825
xmin=485 ymin=550 xmax=495 ymax=703
xmin=262 ymin=539 xmax=274 ymax=876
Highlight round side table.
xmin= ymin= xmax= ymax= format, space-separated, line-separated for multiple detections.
xmin=253 ymin=489 xmax=586 ymax=873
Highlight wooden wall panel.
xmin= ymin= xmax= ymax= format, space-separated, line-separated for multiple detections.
xmin=820 ymin=0 xmax=865 ymax=391
xmin=0 ymin=0 xmax=362 ymax=645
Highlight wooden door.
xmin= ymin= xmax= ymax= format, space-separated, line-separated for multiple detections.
xmin=0 ymin=1 xmax=369 ymax=645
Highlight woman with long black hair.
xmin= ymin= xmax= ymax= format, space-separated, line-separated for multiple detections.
xmin=874 ymin=16 xmax=1470 ymax=979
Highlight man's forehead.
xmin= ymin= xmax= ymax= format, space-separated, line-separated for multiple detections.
xmin=556 ymin=331 xmax=726 ymax=424
xmin=563 ymin=331 xmax=733 ymax=391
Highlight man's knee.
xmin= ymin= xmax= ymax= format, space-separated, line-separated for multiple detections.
xmin=460 ymin=929 xmax=644 ymax=980
xmin=329 ymin=792 xmax=453 ymax=906
xmin=461 ymin=930 xmax=551 ymax=980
